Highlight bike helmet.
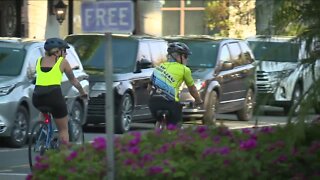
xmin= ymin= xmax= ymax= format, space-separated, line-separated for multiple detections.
xmin=167 ymin=42 xmax=192 ymax=55
xmin=44 ymin=37 xmax=70 ymax=51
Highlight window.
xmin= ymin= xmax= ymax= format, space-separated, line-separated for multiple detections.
xmin=0 ymin=47 xmax=25 ymax=76
xmin=66 ymin=49 xmax=81 ymax=69
xmin=219 ymin=45 xmax=231 ymax=63
xmin=228 ymin=42 xmax=243 ymax=67
xmin=239 ymin=41 xmax=254 ymax=64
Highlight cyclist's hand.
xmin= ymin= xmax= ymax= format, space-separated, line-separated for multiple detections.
xmin=80 ymin=93 xmax=89 ymax=100
xmin=194 ymin=100 xmax=204 ymax=109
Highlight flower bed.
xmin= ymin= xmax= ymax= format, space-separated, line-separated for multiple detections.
xmin=28 ymin=123 xmax=320 ymax=179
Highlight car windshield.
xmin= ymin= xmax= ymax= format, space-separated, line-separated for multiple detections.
xmin=179 ymin=40 xmax=218 ymax=68
xmin=248 ymin=41 xmax=300 ymax=62
xmin=65 ymin=35 xmax=138 ymax=73
xmin=0 ymin=47 xmax=25 ymax=76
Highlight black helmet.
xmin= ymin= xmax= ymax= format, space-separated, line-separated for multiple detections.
xmin=44 ymin=37 xmax=70 ymax=51
xmin=167 ymin=42 xmax=192 ymax=55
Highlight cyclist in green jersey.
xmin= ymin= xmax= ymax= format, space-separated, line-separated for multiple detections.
xmin=32 ymin=38 xmax=87 ymax=143
xmin=148 ymin=42 xmax=203 ymax=126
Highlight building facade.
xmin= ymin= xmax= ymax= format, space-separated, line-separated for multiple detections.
xmin=0 ymin=0 xmax=258 ymax=39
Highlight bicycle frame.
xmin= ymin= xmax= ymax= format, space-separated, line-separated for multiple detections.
xmin=34 ymin=113 xmax=56 ymax=150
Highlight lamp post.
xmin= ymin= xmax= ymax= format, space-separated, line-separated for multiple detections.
xmin=54 ymin=0 xmax=67 ymax=25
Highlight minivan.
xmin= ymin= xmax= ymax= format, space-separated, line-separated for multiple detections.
xmin=65 ymin=34 xmax=168 ymax=133
xmin=165 ymin=35 xmax=256 ymax=124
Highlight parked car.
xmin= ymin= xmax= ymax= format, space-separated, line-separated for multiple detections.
xmin=0 ymin=37 xmax=89 ymax=147
xmin=65 ymin=34 xmax=168 ymax=134
xmin=164 ymin=35 xmax=256 ymax=123
xmin=246 ymin=35 xmax=320 ymax=114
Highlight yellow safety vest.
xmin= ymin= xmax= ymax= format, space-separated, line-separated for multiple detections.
xmin=35 ymin=57 xmax=63 ymax=86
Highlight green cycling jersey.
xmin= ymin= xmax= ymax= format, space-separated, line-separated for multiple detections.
xmin=151 ymin=61 xmax=194 ymax=101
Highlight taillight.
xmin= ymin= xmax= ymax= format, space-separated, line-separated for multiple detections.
xmin=43 ymin=114 xmax=50 ymax=124
xmin=201 ymin=81 xmax=207 ymax=89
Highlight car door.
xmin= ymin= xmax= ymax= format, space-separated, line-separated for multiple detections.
xmin=132 ymin=40 xmax=153 ymax=118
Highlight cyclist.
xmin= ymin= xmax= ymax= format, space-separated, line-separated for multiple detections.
xmin=32 ymin=37 xmax=87 ymax=143
xmin=148 ymin=42 xmax=203 ymax=126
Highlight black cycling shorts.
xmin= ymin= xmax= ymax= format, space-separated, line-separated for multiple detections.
xmin=148 ymin=95 xmax=182 ymax=125
xmin=32 ymin=87 xmax=68 ymax=119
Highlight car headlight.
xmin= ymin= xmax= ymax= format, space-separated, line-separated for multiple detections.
xmin=0 ymin=84 xmax=15 ymax=96
xmin=269 ymin=69 xmax=294 ymax=80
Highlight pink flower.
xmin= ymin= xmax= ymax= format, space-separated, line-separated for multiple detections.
xmin=240 ymin=139 xmax=257 ymax=150
xmin=129 ymin=146 xmax=140 ymax=155
xmin=26 ymin=174 xmax=33 ymax=180
xmin=148 ymin=166 xmax=163 ymax=175
xmin=92 ymin=136 xmax=106 ymax=151
xmin=196 ymin=126 xmax=207 ymax=133
xmin=66 ymin=151 xmax=78 ymax=161
xmin=167 ymin=124 xmax=177 ymax=130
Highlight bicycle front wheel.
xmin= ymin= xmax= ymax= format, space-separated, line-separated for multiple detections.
xmin=68 ymin=119 xmax=84 ymax=145
xmin=28 ymin=121 xmax=48 ymax=171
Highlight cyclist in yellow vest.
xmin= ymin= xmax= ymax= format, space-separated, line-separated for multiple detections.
xmin=32 ymin=38 xmax=87 ymax=143
xmin=148 ymin=42 xmax=203 ymax=126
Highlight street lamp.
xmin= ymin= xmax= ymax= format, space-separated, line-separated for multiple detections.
xmin=54 ymin=0 xmax=67 ymax=25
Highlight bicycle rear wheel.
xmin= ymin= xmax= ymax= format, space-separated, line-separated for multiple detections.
xmin=28 ymin=121 xmax=48 ymax=171
xmin=68 ymin=119 xmax=84 ymax=145
xmin=155 ymin=119 xmax=166 ymax=130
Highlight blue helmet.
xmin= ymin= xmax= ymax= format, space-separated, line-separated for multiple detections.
xmin=44 ymin=38 xmax=70 ymax=51
xmin=167 ymin=42 xmax=192 ymax=55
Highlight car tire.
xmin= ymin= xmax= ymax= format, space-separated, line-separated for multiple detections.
xmin=115 ymin=93 xmax=133 ymax=134
xmin=8 ymin=106 xmax=29 ymax=148
xmin=284 ymin=85 xmax=302 ymax=115
xmin=70 ymin=100 xmax=85 ymax=126
xmin=237 ymin=88 xmax=254 ymax=121
xmin=202 ymin=91 xmax=218 ymax=125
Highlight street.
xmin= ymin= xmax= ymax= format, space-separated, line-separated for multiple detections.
xmin=0 ymin=106 xmax=317 ymax=180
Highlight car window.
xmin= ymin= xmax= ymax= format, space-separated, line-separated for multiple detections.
xmin=219 ymin=45 xmax=231 ymax=63
xmin=228 ymin=42 xmax=243 ymax=67
xmin=148 ymin=40 xmax=167 ymax=65
xmin=247 ymin=41 xmax=300 ymax=62
xmin=65 ymin=35 xmax=138 ymax=73
xmin=66 ymin=49 xmax=81 ymax=69
xmin=182 ymin=40 xmax=219 ymax=68
xmin=27 ymin=47 xmax=43 ymax=75
xmin=0 ymin=47 xmax=25 ymax=76
xmin=137 ymin=41 xmax=152 ymax=63
xmin=239 ymin=41 xmax=254 ymax=64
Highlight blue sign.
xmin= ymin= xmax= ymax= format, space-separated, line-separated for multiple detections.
xmin=81 ymin=1 xmax=134 ymax=33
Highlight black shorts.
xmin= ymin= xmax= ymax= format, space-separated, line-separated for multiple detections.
xmin=148 ymin=95 xmax=182 ymax=125
xmin=32 ymin=87 xmax=68 ymax=119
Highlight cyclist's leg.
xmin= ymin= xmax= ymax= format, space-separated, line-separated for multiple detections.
xmin=166 ymin=101 xmax=183 ymax=126
xmin=54 ymin=116 xmax=69 ymax=143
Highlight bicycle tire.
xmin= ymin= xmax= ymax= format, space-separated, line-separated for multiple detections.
xmin=68 ymin=119 xmax=84 ymax=145
xmin=155 ymin=118 xmax=166 ymax=130
xmin=28 ymin=121 xmax=48 ymax=171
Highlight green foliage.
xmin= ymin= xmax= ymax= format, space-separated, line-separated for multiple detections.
xmin=28 ymin=123 xmax=320 ymax=180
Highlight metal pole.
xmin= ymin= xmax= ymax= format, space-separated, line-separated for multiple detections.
xmin=105 ymin=32 xmax=114 ymax=180
xmin=68 ymin=0 xmax=73 ymax=35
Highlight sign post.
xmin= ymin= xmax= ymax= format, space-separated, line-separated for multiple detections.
xmin=81 ymin=1 xmax=134 ymax=179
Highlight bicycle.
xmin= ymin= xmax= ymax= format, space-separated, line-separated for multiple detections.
xmin=154 ymin=109 xmax=170 ymax=130
xmin=28 ymin=95 xmax=86 ymax=170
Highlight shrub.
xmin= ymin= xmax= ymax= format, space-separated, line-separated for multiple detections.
xmin=27 ymin=123 xmax=320 ymax=180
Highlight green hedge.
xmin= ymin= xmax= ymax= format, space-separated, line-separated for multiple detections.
xmin=28 ymin=122 xmax=320 ymax=180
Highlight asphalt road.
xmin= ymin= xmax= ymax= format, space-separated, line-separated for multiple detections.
xmin=0 ymin=106 xmax=317 ymax=180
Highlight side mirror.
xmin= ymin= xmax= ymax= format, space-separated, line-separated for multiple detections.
xmin=140 ymin=59 xmax=152 ymax=69
xmin=221 ymin=61 xmax=233 ymax=71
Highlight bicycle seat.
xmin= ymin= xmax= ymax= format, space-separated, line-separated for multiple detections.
xmin=37 ymin=106 xmax=53 ymax=114
xmin=155 ymin=110 xmax=170 ymax=119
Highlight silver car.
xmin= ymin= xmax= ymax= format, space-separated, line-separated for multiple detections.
xmin=0 ymin=38 xmax=89 ymax=147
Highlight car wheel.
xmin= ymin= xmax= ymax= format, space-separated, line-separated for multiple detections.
xmin=8 ymin=106 xmax=29 ymax=147
xmin=284 ymin=85 xmax=302 ymax=115
xmin=237 ymin=88 xmax=254 ymax=121
xmin=202 ymin=91 xmax=218 ymax=125
xmin=115 ymin=93 xmax=133 ymax=134
xmin=70 ymin=101 xmax=84 ymax=125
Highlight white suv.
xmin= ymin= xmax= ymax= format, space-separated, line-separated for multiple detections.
xmin=0 ymin=38 xmax=89 ymax=147
xmin=246 ymin=35 xmax=320 ymax=114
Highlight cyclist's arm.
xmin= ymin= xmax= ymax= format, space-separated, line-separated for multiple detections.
xmin=187 ymin=85 xmax=202 ymax=104
xmin=62 ymin=60 xmax=86 ymax=95
xmin=184 ymin=67 xmax=203 ymax=104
